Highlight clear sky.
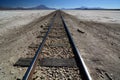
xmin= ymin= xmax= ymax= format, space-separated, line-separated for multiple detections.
xmin=0 ymin=0 xmax=120 ymax=9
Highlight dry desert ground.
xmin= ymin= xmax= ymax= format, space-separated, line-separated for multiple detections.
xmin=0 ymin=10 xmax=120 ymax=80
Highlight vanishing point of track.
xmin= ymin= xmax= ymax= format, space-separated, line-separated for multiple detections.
xmin=22 ymin=10 xmax=92 ymax=80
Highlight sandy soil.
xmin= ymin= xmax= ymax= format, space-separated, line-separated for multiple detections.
xmin=64 ymin=10 xmax=120 ymax=24
xmin=62 ymin=11 xmax=120 ymax=80
xmin=0 ymin=10 xmax=54 ymax=80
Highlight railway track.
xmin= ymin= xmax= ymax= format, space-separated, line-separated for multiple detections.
xmin=21 ymin=10 xmax=92 ymax=80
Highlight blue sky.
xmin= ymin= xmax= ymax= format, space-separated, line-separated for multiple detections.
xmin=0 ymin=0 xmax=120 ymax=9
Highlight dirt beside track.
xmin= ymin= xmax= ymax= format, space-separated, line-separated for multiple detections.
xmin=62 ymin=12 xmax=120 ymax=80
xmin=0 ymin=12 xmax=55 ymax=80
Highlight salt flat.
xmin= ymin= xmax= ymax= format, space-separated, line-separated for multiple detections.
xmin=0 ymin=10 xmax=54 ymax=35
xmin=64 ymin=10 xmax=120 ymax=24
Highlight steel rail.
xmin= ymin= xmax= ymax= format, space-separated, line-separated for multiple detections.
xmin=60 ymin=12 xmax=92 ymax=80
xmin=22 ymin=10 xmax=92 ymax=80
xmin=22 ymin=13 xmax=56 ymax=80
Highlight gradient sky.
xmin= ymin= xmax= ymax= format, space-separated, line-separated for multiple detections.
xmin=0 ymin=0 xmax=120 ymax=9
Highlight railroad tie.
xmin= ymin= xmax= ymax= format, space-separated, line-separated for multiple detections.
xmin=14 ymin=58 xmax=77 ymax=68
xmin=39 ymin=58 xmax=77 ymax=67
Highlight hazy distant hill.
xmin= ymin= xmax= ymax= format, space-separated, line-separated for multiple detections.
xmin=74 ymin=7 xmax=104 ymax=10
xmin=0 ymin=5 xmax=56 ymax=10
xmin=0 ymin=5 xmax=119 ymax=10
xmin=72 ymin=7 xmax=120 ymax=10
xmin=29 ymin=5 xmax=56 ymax=10
xmin=34 ymin=5 xmax=50 ymax=9
xmin=60 ymin=7 xmax=120 ymax=10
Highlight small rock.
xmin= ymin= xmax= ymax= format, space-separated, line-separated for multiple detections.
xmin=40 ymin=76 xmax=45 ymax=79
xmin=40 ymin=25 xmax=44 ymax=28
xmin=77 ymin=29 xmax=85 ymax=34
xmin=2 ymin=71 xmax=5 ymax=74
xmin=19 ymin=68 xmax=22 ymax=71
xmin=61 ymin=73 xmax=65 ymax=76
xmin=0 ymin=67 xmax=2 ymax=70
xmin=111 ymin=42 xmax=114 ymax=45
xmin=49 ymin=78 xmax=52 ymax=80
xmin=68 ymin=76 xmax=72 ymax=80
xmin=16 ymin=78 xmax=21 ymax=80
xmin=119 ymin=57 xmax=120 ymax=59
xmin=49 ymin=71 xmax=52 ymax=74
xmin=10 ymin=70 xmax=14 ymax=75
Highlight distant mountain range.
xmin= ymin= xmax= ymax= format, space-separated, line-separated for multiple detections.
xmin=74 ymin=7 xmax=104 ymax=10
xmin=0 ymin=5 xmax=56 ymax=10
xmin=28 ymin=5 xmax=56 ymax=10
xmin=62 ymin=7 xmax=120 ymax=10
xmin=0 ymin=5 xmax=119 ymax=10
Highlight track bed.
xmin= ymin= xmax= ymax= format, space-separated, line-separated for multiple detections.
xmin=15 ymin=11 xmax=91 ymax=80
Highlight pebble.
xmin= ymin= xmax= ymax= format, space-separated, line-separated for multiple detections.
xmin=0 ymin=67 xmax=2 ymax=70
xmin=10 ymin=70 xmax=15 ymax=75
xmin=40 ymin=25 xmax=44 ymax=28
xmin=68 ymin=76 xmax=72 ymax=80
xmin=19 ymin=68 xmax=22 ymax=71
xmin=40 ymin=76 xmax=45 ymax=79
xmin=49 ymin=71 xmax=52 ymax=74
xmin=2 ymin=71 xmax=5 ymax=74
xmin=49 ymin=78 xmax=52 ymax=80
xmin=16 ymin=78 xmax=21 ymax=80
xmin=77 ymin=29 xmax=85 ymax=34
